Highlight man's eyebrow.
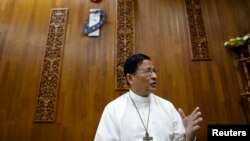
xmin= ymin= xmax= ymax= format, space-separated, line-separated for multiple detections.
xmin=142 ymin=67 xmax=155 ymax=70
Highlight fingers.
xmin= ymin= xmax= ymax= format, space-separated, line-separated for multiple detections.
xmin=192 ymin=110 xmax=202 ymax=120
xmin=192 ymin=108 xmax=203 ymax=130
xmin=179 ymin=107 xmax=201 ymax=119
xmin=178 ymin=108 xmax=186 ymax=119
xmin=191 ymin=107 xmax=203 ymax=124
xmin=192 ymin=125 xmax=201 ymax=132
xmin=190 ymin=107 xmax=200 ymax=117
xmin=193 ymin=117 xmax=203 ymax=126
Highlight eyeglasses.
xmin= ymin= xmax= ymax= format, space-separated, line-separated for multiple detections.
xmin=137 ymin=68 xmax=159 ymax=76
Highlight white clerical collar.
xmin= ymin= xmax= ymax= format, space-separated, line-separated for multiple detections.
xmin=129 ymin=90 xmax=151 ymax=103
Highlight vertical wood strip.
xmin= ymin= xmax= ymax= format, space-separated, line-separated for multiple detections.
xmin=115 ymin=0 xmax=135 ymax=90
xmin=0 ymin=0 xmax=7 ymax=11
xmin=34 ymin=8 xmax=68 ymax=122
xmin=185 ymin=0 xmax=211 ymax=60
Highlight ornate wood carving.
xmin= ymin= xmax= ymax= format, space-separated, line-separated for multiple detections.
xmin=115 ymin=0 xmax=135 ymax=90
xmin=34 ymin=8 xmax=68 ymax=122
xmin=238 ymin=44 xmax=250 ymax=114
xmin=185 ymin=0 xmax=211 ymax=60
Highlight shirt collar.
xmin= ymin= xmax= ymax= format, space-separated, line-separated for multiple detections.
xmin=129 ymin=90 xmax=151 ymax=103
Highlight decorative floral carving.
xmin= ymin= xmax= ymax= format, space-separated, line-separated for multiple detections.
xmin=115 ymin=0 xmax=135 ymax=90
xmin=34 ymin=8 xmax=68 ymax=122
xmin=185 ymin=0 xmax=211 ymax=60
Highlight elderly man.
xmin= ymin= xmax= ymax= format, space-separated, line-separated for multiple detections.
xmin=94 ymin=53 xmax=202 ymax=141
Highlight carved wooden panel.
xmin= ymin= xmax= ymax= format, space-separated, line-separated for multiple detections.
xmin=185 ymin=0 xmax=211 ymax=60
xmin=115 ymin=0 xmax=135 ymax=90
xmin=34 ymin=8 xmax=68 ymax=122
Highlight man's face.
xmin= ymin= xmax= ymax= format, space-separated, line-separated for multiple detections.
xmin=130 ymin=59 xmax=157 ymax=96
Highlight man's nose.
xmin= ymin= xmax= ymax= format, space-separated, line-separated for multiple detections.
xmin=151 ymin=71 xmax=157 ymax=78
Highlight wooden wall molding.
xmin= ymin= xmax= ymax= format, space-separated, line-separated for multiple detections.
xmin=34 ymin=8 xmax=68 ymax=122
xmin=115 ymin=0 xmax=135 ymax=90
xmin=185 ymin=0 xmax=211 ymax=60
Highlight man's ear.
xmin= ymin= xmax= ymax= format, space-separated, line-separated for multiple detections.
xmin=126 ymin=74 xmax=133 ymax=85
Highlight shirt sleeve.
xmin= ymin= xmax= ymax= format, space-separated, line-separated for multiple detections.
xmin=171 ymin=105 xmax=186 ymax=141
xmin=94 ymin=103 xmax=120 ymax=141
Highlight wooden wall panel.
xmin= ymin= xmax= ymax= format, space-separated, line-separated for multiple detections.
xmin=135 ymin=0 xmax=250 ymax=140
xmin=0 ymin=0 xmax=250 ymax=141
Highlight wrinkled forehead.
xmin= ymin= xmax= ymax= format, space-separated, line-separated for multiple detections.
xmin=137 ymin=60 xmax=155 ymax=69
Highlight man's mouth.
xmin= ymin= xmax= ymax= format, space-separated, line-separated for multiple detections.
xmin=150 ymin=82 xmax=157 ymax=87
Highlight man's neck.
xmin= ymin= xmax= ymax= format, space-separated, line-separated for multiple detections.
xmin=130 ymin=89 xmax=150 ymax=97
